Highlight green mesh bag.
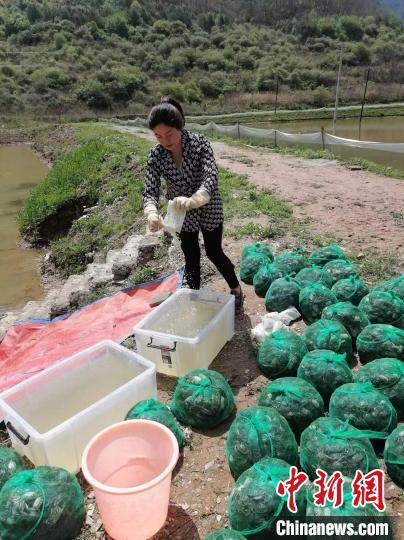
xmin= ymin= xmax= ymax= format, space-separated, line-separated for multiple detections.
xmin=257 ymin=329 xmax=308 ymax=377
xmin=297 ymin=350 xmax=353 ymax=403
xmin=0 ymin=448 xmax=25 ymax=491
xmin=265 ymin=277 xmax=301 ymax=312
xmin=0 ymin=466 xmax=85 ymax=540
xmin=356 ymin=324 xmax=404 ymax=364
xmin=258 ymin=377 xmax=324 ymax=438
xmin=332 ymin=275 xmax=369 ymax=305
xmin=308 ymin=245 xmax=347 ymax=267
xmin=125 ymin=398 xmax=184 ymax=446
xmin=302 ymin=319 xmax=352 ymax=361
xmin=171 ymin=369 xmax=234 ymax=428
xmin=273 ymin=251 xmax=308 ymax=276
xmin=253 ymin=263 xmax=284 ymax=298
xmin=322 ymin=301 xmax=370 ymax=341
xmin=240 ymin=253 xmax=269 ymax=285
xmin=355 ymin=358 xmax=404 ymax=417
xmin=241 ymin=242 xmax=274 ymax=263
xmin=299 ymin=283 xmax=337 ymax=323
xmin=300 ymin=417 xmax=380 ymax=480
xmin=329 ymin=382 xmax=397 ymax=438
xmin=228 ymin=457 xmax=306 ymax=537
xmin=226 ymin=406 xmax=298 ymax=479
xmin=375 ymin=275 xmax=404 ymax=301
xmin=359 ymin=291 xmax=404 ymax=329
xmin=306 ymin=479 xmax=387 ymax=518
xmin=384 ymin=426 xmax=404 ymax=487
xmin=204 ymin=529 xmax=246 ymax=540
xmin=294 ymin=266 xmax=333 ymax=289
xmin=322 ymin=259 xmax=360 ymax=286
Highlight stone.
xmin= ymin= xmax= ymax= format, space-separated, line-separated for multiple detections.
xmin=138 ymin=235 xmax=160 ymax=265
xmin=85 ymin=263 xmax=114 ymax=290
xmin=51 ymin=274 xmax=90 ymax=315
xmin=109 ymin=235 xmax=142 ymax=280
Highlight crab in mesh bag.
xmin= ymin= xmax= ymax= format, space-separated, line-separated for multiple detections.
xmin=241 ymin=242 xmax=274 ymax=263
xmin=308 ymin=245 xmax=347 ymax=267
xmin=329 ymin=382 xmax=397 ymax=438
xmin=257 ymin=329 xmax=308 ymax=377
xmin=253 ymin=262 xmax=284 ymax=298
xmin=356 ymin=324 xmax=404 ymax=364
xmin=384 ymin=425 xmax=404 ymax=487
xmin=226 ymin=406 xmax=298 ymax=479
xmin=228 ymin=457 xmax=306 ymax=538
xmin=355 ymin=358 xmax=404 ymax=418
xmin=258 ymin=377 xmax=324 ymax=439
xmin=204 ymin=529 xmax=246 ymax=540
xmin=294 ymin=266 xmax=333 ymax=289
xmin=306 ymin=478 xmax=387 ymax=518
xmin=331 ymin=275 xmax=369 ymax=305
xmin=359 ymin=291 xmax=404 ymax=329
xmin=265 ymin=277 xmax=301 ymax=312
xmin=374 ymin=275 xmax=404 ymax=301
xmin=125 ymin=398 xmax=184 ymax=446
xmin=273 ymin=250 xmax=308 ymax=276
xmin=299 ymin=283 xmax=338 ymax=323
xmin=302 ymin=319 xmax=352 ymax=361
xmin=240 ymin=253 xmax=270 ymax=285
xmin=0 ymin=466 xmax=85 ymax=540
xmin=300 ymin=417 xmax=380 ymax=480
xmin=0 ymin=448 xmax=25 ymax=491
xmin=171 ymin=369 xmax=234 ymax=429
xmin=297 ymin=349 xmax=353 ymax=403
xmin=322 ymin=259 xmax=360 ymax=286
xmin=322 ymin=301 xmax=370 ymax=342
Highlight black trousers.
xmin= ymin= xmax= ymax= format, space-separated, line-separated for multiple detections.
xmin=179 ymin=224 xmax=239 ymax=290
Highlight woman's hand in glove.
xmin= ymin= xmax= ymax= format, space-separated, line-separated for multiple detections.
xmin=173 ymin=190 xmax=211 ymax=211
xmin=144 ymin=203 xmax=163 ymax=233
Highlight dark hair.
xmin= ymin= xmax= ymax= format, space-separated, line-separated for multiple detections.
xmin=148 ymin=97 xmax=185 ymax=130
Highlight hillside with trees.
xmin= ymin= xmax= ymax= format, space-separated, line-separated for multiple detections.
xmin=0 ymin=0 xmax=403 ymax=119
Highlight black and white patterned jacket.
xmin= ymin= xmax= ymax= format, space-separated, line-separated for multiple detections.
xmin=143 ymin=129 xmax=224 ymax=232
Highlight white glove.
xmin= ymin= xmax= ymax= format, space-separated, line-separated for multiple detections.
xmin=173 ymin=190 xmax=211 ymax=211
xmin=144 ymin=203 xmax=163 ymax=233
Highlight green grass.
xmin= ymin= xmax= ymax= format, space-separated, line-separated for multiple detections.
xmin=344 ymin=157 xmax=404 ymax=180
xmin=229 ymin=223 xmax=273 ymax=240
xmin=357 ymin=253 xmax=399 ymax=285
xmin=129 ymin=266 xmax=157 ymax=286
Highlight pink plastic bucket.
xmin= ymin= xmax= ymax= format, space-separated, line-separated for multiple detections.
xmin=82 ymin=419 xmax=179 ymax=540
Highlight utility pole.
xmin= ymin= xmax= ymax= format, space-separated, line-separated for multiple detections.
xmin=333 ymin=46 xmax=343 ymax=136
xmin=359 ymin=68 xmax=370 ymax=141
xmin=274 ymin=77 xmax=279 ymax=116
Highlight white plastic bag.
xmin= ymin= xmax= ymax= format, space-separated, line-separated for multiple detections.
xmin=163 ymin=200 xmax=186 ymax=235
xmin=251 ymin=307 xmax=301 ymax=343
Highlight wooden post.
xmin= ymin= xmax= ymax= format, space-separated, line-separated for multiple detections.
xmin=321 ymin=126 xmax=325 ymax=150
xmin=274 ymin=129 xmax=277 ymax=148
xmin=359 ymin=68 xmax=370 ymax=141
xmin=274 ymin=77 xmax=279 ymax=116
xmin=237 ymin=122 xmax=240 ymax=139
xmin=333 ymin=46 xmax=343 ymax=135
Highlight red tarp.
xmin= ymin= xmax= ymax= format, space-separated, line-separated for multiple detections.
xmin=0 ymin=270 xmax=182 ymax=394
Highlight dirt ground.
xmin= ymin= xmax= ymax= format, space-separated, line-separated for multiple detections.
xmin=1 ymin=129 xmax=403 ymax=539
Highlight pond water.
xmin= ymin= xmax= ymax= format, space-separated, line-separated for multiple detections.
xmin=0 ymin=145 xmax=48 ymax=312
xmin=247 ymin=115 xmax=404 ymax=171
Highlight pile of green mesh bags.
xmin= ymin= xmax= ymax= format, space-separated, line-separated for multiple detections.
xmin=329 ymin=382 xmax=397 ymax=437
xmin=359 ymin=291 xmax=404 ymax=329
xmin=355 ymin=358 xmax=404 ymax=417
xmin=226 ymin=406 xmax=298 ymax=479
xmin=300 ymin=417 xmax=379 ymax=480
xmin=273 ymin=251 xmax=308 ymax=276
xmin=302 ymin=319 xmax=352 ymax=361
xmin=375 ymin=275 xmax=404 ymax=300
xmin=258 ymin=377 xmax=324 ymax=438
xmin=257 ymin=329 xmax=308 ymax=377
xmin=356 ymin=324 xmax=404 ymax=364
xmin=322 ymin=301 xmax=370 ymax=342
xmin=322 ymin=259 xmax=360 ymax=286
xmin=227 ymin=457 xmax=306 ymax=537
xmin=297 ymin=350 xmax=353 ymax=403
xmin=0 ymin=448 xmax=25 ymax=491
xmin=294 ymin=266 xmax=333 ymax=289
xmin=332 ymin=275 xmax=369 ymax=305
xmin=253 ymin=263 xmax=284 ymax=298
xmin=308 ymin=245 xmax=347 ymax=267
xmin=126 ymin=398 xmax=184 ymax=446
xmin=0 ymin=466 xmax=85 ymax=540
xmin=299 ymin=283 xmax=337 ymax=323
xmin=171 ymin=369 xmax=234 ymax=429
xmin=384 ymin=426 xmax=404 ymax=487
xmin=265 ymin=277 xmax=301 ymax=312
xmin=240 ymin=243 xmax=273 ymax=285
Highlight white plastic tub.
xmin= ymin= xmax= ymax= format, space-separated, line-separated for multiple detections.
xmin=134 ymin=288 xmax=235 ymax=377
xmin=0 ymin=340 xmax=156 ymax=473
